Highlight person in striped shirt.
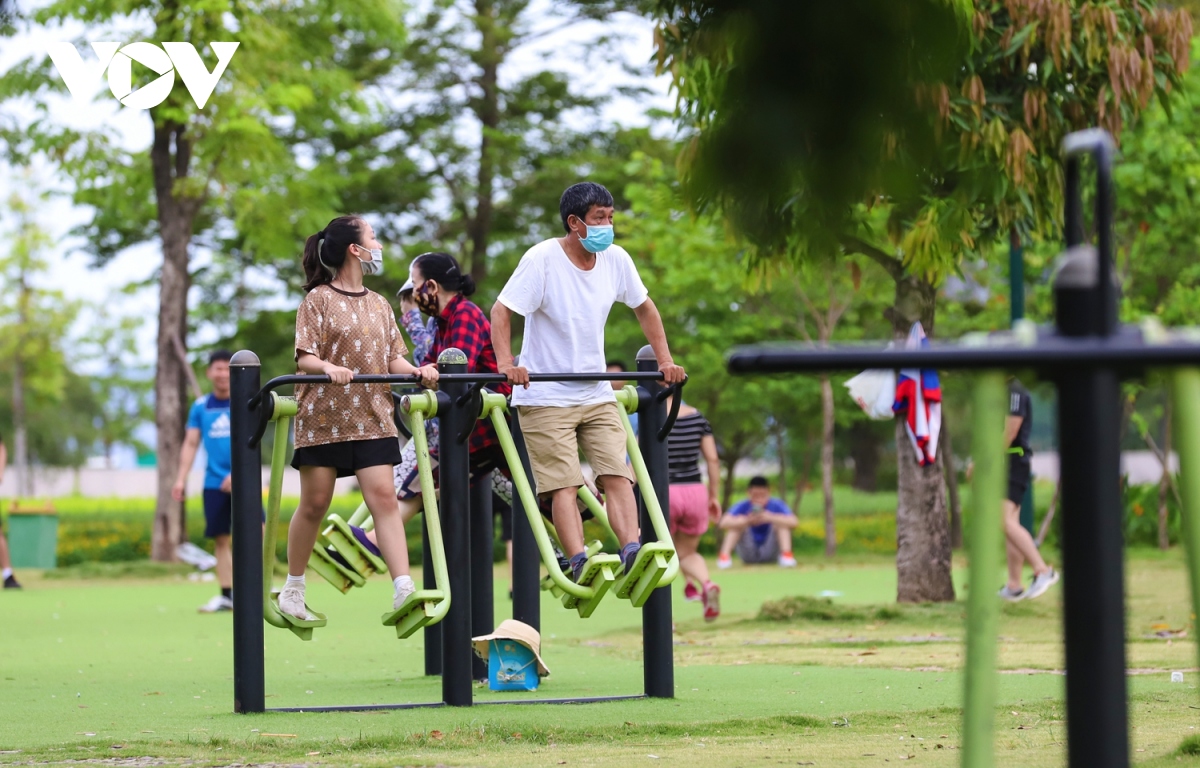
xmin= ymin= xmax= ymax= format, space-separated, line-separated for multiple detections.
xmin=664 ymin=394 xmax=722 ymax=621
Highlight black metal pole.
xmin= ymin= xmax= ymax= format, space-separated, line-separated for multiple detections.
xmin=229 ymin=350 xmax=265 ymax=714
xmin=422 ymin=516 xmax=442 ymax=677
xmin=470 ymin=478 xmax=494 ymax=682
xmin=636 ymin=345 xmax=674 ymax=699
xmin=1057 ymin=132 xmax=1128 ymax=768
xmin=510 ymin=412 xmax=541 ymax=632
xmin=437 ymin=348 xmax=473 ymax=707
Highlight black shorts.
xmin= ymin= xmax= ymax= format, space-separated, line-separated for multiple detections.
xmin=204 ymin=488 xmax=264 ymax=537
xmin=1007 ymin=456 xmax=1032 ymax=505
xmin=493 ymin=495 xmax=513 ymax=542
xmin=291 ymin=437 xmax=402 ymax=478
xmin=203 ymin=488 xmax=233 ymax=538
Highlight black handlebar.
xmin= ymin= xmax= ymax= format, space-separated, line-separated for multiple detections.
xmin=247 ymin=371 xmax=689 ymax=448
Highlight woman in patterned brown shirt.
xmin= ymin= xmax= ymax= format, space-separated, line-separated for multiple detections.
xmin=278 ymin=215 xmax=439 ymax=620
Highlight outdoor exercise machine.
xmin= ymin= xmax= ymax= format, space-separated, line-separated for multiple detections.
xmin=726 ymin=128 xmax=1200 ymax=768
xmin=228 ymin=344 xmax=680 ymax=712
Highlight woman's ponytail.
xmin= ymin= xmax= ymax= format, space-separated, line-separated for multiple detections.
xmin=302 ymin=216 xmax=366 ymax=292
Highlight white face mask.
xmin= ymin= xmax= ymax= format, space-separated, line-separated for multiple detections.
xmin=355 ymin=244 xmax=383 ymax=276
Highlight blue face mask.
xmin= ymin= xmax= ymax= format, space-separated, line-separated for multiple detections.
xmin=578 ymin=223 xmax=614 ymax=253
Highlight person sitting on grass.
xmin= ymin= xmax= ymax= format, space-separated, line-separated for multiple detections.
xmin=492 ymin=181 xmax=686 ymax=583
xmin=0 ymin=432 xmax=20 ymax=590
xmin=717 ymin=476 xmax=798 ymax=568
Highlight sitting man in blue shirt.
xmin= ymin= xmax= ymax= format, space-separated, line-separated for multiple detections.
xmin=173 ymin=350 xmax=237 ymax=613
xmin=717 ymin=476 xmax=798 ymax=568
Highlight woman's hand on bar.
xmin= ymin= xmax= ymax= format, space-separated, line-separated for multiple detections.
xmin=414 ymin=364 xmax=440 ymax=388
xmin=323 ymin=363 xmax=355 ymax=384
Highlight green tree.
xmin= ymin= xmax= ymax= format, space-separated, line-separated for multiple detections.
xmin=78 ymin=305 xmax=153 ymax=467
xmin=0 ymin=186 xmax=82 ymax=494
xmin=654 ymin=0 xmax=1191 ymax=601
xmin=1 ymin=0 xmax=407 ymax=558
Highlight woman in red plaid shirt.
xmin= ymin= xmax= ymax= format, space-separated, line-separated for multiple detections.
xmin=349 ymin=252 xmax=512 ymax=558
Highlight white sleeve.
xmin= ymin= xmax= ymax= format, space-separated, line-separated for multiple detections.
xmin=617 ymin=247 xmax=649 ymax=308
xmin=497 ymin=247 xmax=545 ymax=317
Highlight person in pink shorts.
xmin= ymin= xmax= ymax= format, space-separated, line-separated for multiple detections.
xmin=665 ymin=396 xmax=722 ymax=621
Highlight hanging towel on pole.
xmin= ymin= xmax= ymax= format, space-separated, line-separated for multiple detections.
xmin=893 ymin=322 xmax=942 ymax=466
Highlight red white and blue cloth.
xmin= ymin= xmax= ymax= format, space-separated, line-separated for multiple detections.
xmin=892 ymin=322 xmax=942 ymax=466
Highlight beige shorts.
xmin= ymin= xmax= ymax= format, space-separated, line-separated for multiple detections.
xmin=517 ymin=402 xmax=634 ymax=496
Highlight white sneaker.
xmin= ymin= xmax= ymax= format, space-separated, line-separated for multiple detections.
xmin=198 ymin=595 xmax=233 ymax=613
xmin=997 ymin=585 xmax=1026 ymax=602
xmin=393 ymin=579 xmax=417 ymax=610
xmin=1025 ymin=568 xmax=1060 ymax=600
xmin=176 ymin=542 xmax=218 ymax=571
xmin=278 ymin=584 xmax=308 ymax=619
xmin=778 ymin=554 xmax=797 ymax=567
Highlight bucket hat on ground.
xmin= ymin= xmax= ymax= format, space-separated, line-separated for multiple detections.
xmin=471 ymin=619 xmax=550 ymax=677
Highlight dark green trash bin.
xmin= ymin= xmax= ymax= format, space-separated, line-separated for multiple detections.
xmin=6 ymin=500 xmax=58 ymax=569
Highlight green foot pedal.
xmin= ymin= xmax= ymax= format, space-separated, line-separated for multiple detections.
xmin=309 ymin=546 xmax=366 ymax=593
xmin=614 ymin=543 xmax=674 ymax=607
xmin=269 ymin=591 xmax=327 ymax=641
xmin=561 ymin=553 xmax=620 ymax=618
xmin=319 ymin=515 xmax=386 ymax=577
xmin=381 ymin=590 xmax=447 ymax=639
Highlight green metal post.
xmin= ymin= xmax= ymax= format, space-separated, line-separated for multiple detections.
xmin=1169 ymin=368 xmax=1200 ymax=681
xmin=962 ymin=373 xmax=1007 ymax=768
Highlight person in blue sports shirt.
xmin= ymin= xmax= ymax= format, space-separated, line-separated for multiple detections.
xmin=717 ymin=475 xmax=798 ymax=568
xmin=173 ymin=349 xmax=244 ymax=613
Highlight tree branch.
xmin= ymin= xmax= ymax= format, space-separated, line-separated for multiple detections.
xmin=842 ymin=235 xmax=904 ymax=281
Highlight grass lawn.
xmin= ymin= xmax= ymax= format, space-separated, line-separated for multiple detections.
xmin=2 ymin=550 xmax=1200 ymax=766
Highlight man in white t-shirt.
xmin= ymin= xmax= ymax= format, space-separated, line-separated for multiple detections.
xmin=492 ymin=181 xmax=686 ymax=582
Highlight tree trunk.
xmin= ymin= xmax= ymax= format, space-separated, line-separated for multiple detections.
xmin=1158 ymin=398 xmax=1172 ymax=550
xmin=775 ymin=427 xmax=788 ymax=496
xmin=12 ymin=353 xmax=29 ymax=498
xmin=721 ymin=449 xmax=742 ymax=511
xmin=149 ymin=118 xmax=201 ymax=561
xmin=889 ymin=274 xmax=955 ymax=602
xmin=12 ymin=270 xmax=30 ymax=498
xmin=849 ymin=421 xmax=882 ymax=492
xmin=820 ymin=375 xmax=836 ymax=557
xmin=467 ymin=0 xmax=500 ymax=286
xmin=942 ymin=412 xmax=963 ymax=549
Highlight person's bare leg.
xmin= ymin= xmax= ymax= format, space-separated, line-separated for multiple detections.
xmin=719 ymin=529 xmax=742 ymax=557
xmin=214 ymin=534 xmax=232 ymax=590
xmin=773 ymin=523 xmax=795 ymax=556
xmin=1003 ymin=499 xmax=1049 ymax=577
xmin=365 ymin=495 xmax=423 ymax=546
xmin=358 ymin=465 xmax=410 ymax=578
xmin=600 ymin=476 xmax=639 ymax=547
xmin=674 ymin=532 xmax=708 ymax=585
xmin=1006 ymin=539 xmax=1024 ymax=591
xmin=0 ymin=532 xmax=11 ymax=570
xmin=288 ymin=466 xmax=338 ymax=577
xmin=551 ymin=486 xmax=585 ymax=557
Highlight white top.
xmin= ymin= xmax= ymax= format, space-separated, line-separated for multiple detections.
xmin=497 ymin=238 xmax=649 ymax=406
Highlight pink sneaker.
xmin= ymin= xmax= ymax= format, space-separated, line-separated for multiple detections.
xmin=702 ymin=582 xmax=720 ymax=622
xmin=683 ymin=582 xmax=702 ymax=602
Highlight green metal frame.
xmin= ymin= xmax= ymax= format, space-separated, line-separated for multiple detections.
xmin=381 ymin=391 xmax=450 ymax=638
xmin=485 ymin=388 xmax=677 ymax=616
xmin=260 ymin=392 xmax=450 ymax=641
xmin=960 ymin=374 xmax=1007 ymax=768
xmin=261 ymin=395 xmax=327 ymax=640
xmin=1169 ymin=368 xmax=1200 ymax=692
